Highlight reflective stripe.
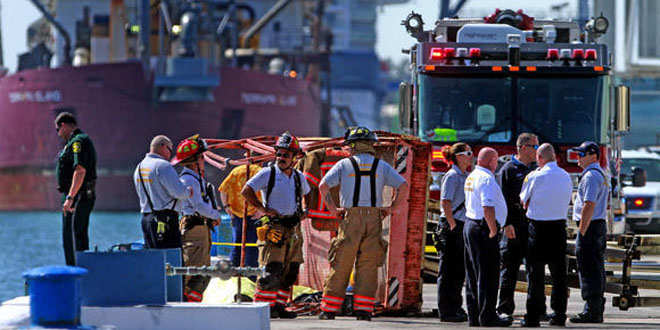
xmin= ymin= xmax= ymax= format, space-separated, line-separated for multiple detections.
xmin=277 ymin=290 xmax=290 ymax=297
xmin=321 ymin=305 xmax=340 ymax=312
xmin=303 ymin=172 xmax=321 ymax=186
xmin=185 ymin=290 xmax=203 ymax=302
xmin=353 ymin=304 xmax=374 ymax=312
xmin=322 ymin=299 xmax=342 ymax=307
xmin=255 ymin=289 xmax=278 ymax=298
xmin=308 ymin=210 xmax=338 ymax=219
xmin=353 ymin=295 xmax=376 ymax=304
xmin=322 ymin=295 xmax=344 ymax=304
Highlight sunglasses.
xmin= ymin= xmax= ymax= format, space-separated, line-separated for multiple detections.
xmin=456 ymin=150 xmax=473 ymax=157
xmin=55 ymin=125 xmax=62 ymax=133
xmin=523 ymin=144 xmax=539 ymax=150
xmin=276 ymin=152 xmax=292 ymax=158
xmin=166 ymin=145 xmax=173 ymax=154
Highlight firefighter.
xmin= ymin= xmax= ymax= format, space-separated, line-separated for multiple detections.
xmin=463 ymin=147 xmax=511 ymax=327
xmin=496 ymin=133 xmax=538 ymax=321
xmin=171 ymin=136 xmax=222 ymax=302
xmin=569 ymin=141 xmax=609 ymax=324
xmin=519 ymin=143 xmax=572 ymax=327
xmin=241 ymin=132 xmax=311 ymax=319
xmin=134 ymin=135 xmax=193 ymax=249
xmin=54 ymin=111 xmax=97 ymax=266
xmin=318 ymin=127 xmax=408 ymax=321
xmin=436 ymin=143 xmax=472 ymax=322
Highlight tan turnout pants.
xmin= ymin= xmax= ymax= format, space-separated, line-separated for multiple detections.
xmin=254 ymin=223 xmax=303 ymax=307
xmin=181 ymin=216 xmax=212 ymax=298
xmin=321 ymin=207 xmax=387 ymax=314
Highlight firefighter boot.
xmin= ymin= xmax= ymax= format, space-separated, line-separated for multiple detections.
xmin=356 ymin=311 xmax=372 ymax=321
xmin=274 ymin=304 xmax=297 ymax=319
xmin=319 ymin=311 xmax=336 ymax=320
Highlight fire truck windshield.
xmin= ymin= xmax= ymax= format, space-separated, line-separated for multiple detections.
xmin=418 ymin=75 xmax=605 ymax=144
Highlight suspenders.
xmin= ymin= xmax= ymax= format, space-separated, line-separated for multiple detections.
xmin=348 ymin=156 xmax=380 ymax=207
xmin=265 ymin=165 xmax=303 ymax=215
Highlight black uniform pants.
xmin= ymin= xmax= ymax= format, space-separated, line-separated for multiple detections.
xmin=496 ymin=219 xmax=527 ymax=315
xmin=576 ymin=219 xmax=607 ymax=315
xmin=141 ymin=210 xmax=182 ymax=249
xmin=464 ymin=218 xmax=500 ymax=326
xmin=436 ymin=219 xmax=465 ymax=316
xmin=526 ymin=219 xmax=568 ymax=321
xmin=62 ymin=193 xmax=95 ymax=266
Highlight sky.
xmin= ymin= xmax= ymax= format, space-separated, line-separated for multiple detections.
xmin=1 ymin=0 xmax=578 ymax=72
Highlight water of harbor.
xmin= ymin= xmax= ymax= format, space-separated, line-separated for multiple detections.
xmin=0 ymin=212 xmax=233 ymax=302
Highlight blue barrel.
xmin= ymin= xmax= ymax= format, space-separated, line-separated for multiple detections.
xmin=23 ymin=265 xmax=88 ymax=327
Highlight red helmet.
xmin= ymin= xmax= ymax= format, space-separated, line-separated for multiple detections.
xmin=274 ymin=132 xmax=302 ymax=154
xmin=171 ymin=138 xmax=206 ymax=165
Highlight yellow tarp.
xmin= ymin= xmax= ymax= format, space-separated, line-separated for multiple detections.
xmin=202 ymin=277 xmax=318 ymax=304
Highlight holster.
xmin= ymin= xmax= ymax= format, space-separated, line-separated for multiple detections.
xmin=432 ymin=217 xmax=449 ymax=253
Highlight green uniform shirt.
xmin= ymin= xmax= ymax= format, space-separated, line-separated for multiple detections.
xmin=56 ymin=128 xmax=97 ymax=194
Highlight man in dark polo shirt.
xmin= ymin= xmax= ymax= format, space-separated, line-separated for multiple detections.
xmin=55 ymin=111 xmax=97 ymax=266
xmin=496 ymin=132 xmax=538 ymax=321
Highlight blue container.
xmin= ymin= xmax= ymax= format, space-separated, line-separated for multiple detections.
xmin=22 ymin=265 xmax=88 ymax=327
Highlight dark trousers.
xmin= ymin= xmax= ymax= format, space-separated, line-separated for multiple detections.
xmin=141 ymin=210 xmax=182 ymax=249
xmin=464 ymin=218 xmax=500 ymax=326
xmin=576 ymin=219 xmax=607 ymax=315
xmin=526 ymin=219 xmax=568 ymax=321
xmin=437 ymin=219 xmax=465 ymax=316
xmin=496 ymin=220 xmax=527 ymax=315
xmin=230 ymin=215 xmax=259 ymax=267
xmin=62 ymin=193 xmax=95 ymax=266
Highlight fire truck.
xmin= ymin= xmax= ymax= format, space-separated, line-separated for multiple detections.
xmin=396 ymin=9 xmax=640 ymax=274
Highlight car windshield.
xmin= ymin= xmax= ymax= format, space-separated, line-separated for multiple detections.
xmin=517 ymin=77 xmax=603 ymax=143
xmin=417 ymin=75 xmax=604 ymax=144
xmin=622 ymin=158 xmax=660 ymax=182
xmin=418 ymin=75 xmax=512 ymax=143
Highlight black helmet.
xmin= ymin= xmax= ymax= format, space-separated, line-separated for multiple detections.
xmin=344 ymin=126 xmax=378 ymax=144
xmin=274 ymin=131 xmax=302 ymax=153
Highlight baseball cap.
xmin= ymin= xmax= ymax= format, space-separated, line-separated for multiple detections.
xmin=570 ymin=141 xmax=600 ymax=157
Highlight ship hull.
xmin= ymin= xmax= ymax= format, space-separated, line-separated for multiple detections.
xmin=0 ymin=63 xmax=321 ymax=210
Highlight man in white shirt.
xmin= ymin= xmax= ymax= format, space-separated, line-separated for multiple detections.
xmin=463 ymin=147 xmax=511 ymax=327
xmin=519 ymin=143 xmax=572 ymax=327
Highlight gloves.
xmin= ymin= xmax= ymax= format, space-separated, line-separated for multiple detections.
xmin=256 ymin=225 xmax=283 ymax=244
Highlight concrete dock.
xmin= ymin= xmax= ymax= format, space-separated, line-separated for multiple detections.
xmin=272 ymin=284 xmax=660 ymax=329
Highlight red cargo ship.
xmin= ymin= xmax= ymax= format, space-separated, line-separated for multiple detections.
xmin=0 ymin=1 xmax=321 ymax=211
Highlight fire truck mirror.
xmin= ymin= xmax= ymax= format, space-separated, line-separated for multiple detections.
xmin=398 ymin=82 xmax=413 ymax=133
xmin=615 ymin=85 xmax=630 ymax=132
xmin=632 ymin=167 xmax=647 ymax=187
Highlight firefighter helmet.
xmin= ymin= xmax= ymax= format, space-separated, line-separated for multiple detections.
xmin=171 ymin=137 xmax=206 ymax=165
xmin=343 ymin=126 xmax=378 ymax=144
xmin=274 ymin=132 xmax=302 ymax=154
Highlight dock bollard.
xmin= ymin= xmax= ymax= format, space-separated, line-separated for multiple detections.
xmin=22 ymin=265 xmax=88 ymax=327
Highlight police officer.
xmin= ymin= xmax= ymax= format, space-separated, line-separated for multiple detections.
xmin=463 ymin=147 xmax=511 ymax=327
xmin=496 ymin=133 xmax=538 ymax=321
xmin=242 ymin=132 xmax=311 ymax=319
xmin=436 ymin=142 xmax=472 ymax=322
xmin=569 ymin=141 xmax=609 ymax=324
xmin=134 ymin=135 xmax=192 ymax=249
xmin=172 ymin=135 xmax=222 ymax=302
xmin=519 ymin=143 xmax=572 ymax=327
xmin=318 ymin=127 xmax=408 ymax=321
xmin=54 ymin=111 xmax=97 ymax=266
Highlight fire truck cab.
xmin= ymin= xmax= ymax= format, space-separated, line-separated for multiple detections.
xmin=398 ymin=9 xmax=634 ymax=236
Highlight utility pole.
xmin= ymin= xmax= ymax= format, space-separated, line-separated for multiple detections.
xmin=312 ymin=0 xmax=331 ymax=137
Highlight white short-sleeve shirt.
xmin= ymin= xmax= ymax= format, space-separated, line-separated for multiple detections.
xmin=464 ymin=165 xmax=508 ymax=226
xmin=519 ymin=161 xmax=573 ymax=221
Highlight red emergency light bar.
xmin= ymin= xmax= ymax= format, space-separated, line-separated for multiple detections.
xmin=430 ymin=47 xmax=444 ymax=60
xmin=547 ymin=48 xmax=559 ymax=60
xmin=469 ymin=48 xmax=481 ymax=58
xmin=585 ymin=49 xmax=597 ymax=60
xmin=634 ymin=198 xmax=645 ymax=207
xmin=572 ymin=49 xmax=585 ymax=60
